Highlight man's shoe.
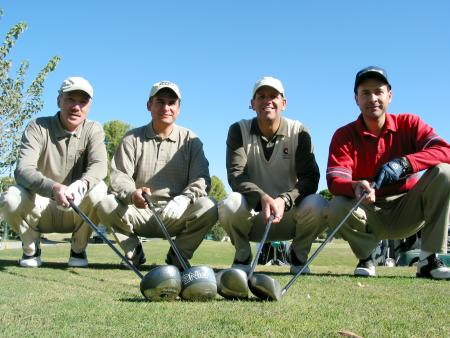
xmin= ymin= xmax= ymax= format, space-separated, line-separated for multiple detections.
xmin=68 ymin=249 xmax=88 ymax=267
xmin=288 ymin=247 xmax=311 ymax=275
xmin=19 ymin=248 xmax=42 ymax=268
xmin=166 ymin=247 xmax=189 ymax=272
xmin=416 ymin=254 xmax=450 ymax=280
xmin=290 ymin=264 xmax=311 ymax=275
xmin=231 ymin=254 xmax=253 ymax=274
xmin=354 ymin=257 xmax=376 ymax=277
xmin=121 ymin=244 xmax=146 ymax=268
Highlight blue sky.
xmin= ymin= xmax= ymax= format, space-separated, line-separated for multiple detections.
xmin=2 ymin=1 xmax=450 ymax=192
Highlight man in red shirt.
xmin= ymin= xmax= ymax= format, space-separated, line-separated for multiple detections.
xmin=327 ymin=66 xmax=450 ymax=279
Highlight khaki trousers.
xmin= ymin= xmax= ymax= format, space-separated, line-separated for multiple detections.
xmin=218 ymin=192 xmax=329 ymax=264
xmin=97 ymin=195 xmax=218 ymax=260
xmin=0 ymin=181 xmax=107 ymax=256
xmin=327 ymin=164 xmax=450 ymax=259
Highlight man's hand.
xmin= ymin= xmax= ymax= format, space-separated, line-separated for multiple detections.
xmin=261 ymin=194 xmax=283 ymax=224
xmin=374 ymin=157 xmax=410 ymax=189
xmin=352 ymin=180 xmax=376 ymax=205
xmin=53 ymin=183 xmax=71 ymax=211
xmin=132 ymin=187 xmax=151 ymax=209
xmin=65 ymin=180 xmax=88 ymax=207
xmin=161 ymin=195 xmax=191 ymax=221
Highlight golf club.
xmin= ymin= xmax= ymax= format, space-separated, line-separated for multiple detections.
xmin=68 ymin=200 xmax=182 ymax=301
xmin=247 ymin=214 xmax=282 ymax=301
xmin=280 ymin=186 xmax=373 ymax=297
xmin=142 ymin=192 xmax=217 ymax=301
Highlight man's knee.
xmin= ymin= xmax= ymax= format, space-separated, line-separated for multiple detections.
xmin=294 ymin=194 xmax=328 ymax=225
xmin=435 ymin=163 xmax=450 ymax=183
xmin=85 ymin=181 xmax=108 ymax=206
xmin=1 ymin=185 xmax=30 ymax=216
xmin=218 ymin=192 xmax=245 ymax=223
xmin=96 ymin=194 xmax=119 ymax=225
xmin=328 ymin=196 xmax=353 ymax=223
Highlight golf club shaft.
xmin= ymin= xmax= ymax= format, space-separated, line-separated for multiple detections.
xmin=281 ymin=186 xmax=373 ymax=295
xmin=248 ymin=215 xmax=274 ymax=279
xmin=68 ymin=200 xmax=144 ymax=279
xmin=142 ymin=192 xmax=191 ymax=271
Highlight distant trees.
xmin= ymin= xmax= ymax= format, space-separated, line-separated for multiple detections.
xmin=0 ymin=9 xmax=60 ymax=176
xmin=103 ymin=120 xmax=132 ymax=160
xmin=207 ymin=176 xmax=228 ymax=241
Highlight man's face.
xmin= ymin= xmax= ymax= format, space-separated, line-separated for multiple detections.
xmin=57 ymin=91 xmax=91 ymax=131
xmin=355 ymin=78 xmax=392 ymax=121
xmin=147 ymin=90 xmax=180 ymax=128
xmin=251 ymin=86 xmax=286 ymax=122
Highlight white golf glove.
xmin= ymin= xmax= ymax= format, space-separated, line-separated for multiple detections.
xmin=65 ymin=180 xmax=88 ymax=207
xmin=161 ymin=195 xmax=191 ymax=221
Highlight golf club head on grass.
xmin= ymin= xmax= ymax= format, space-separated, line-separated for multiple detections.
xmin=216 ymin=268 xmax=249 ymax=300
xmin=248 ymin=273 xmax=282 ymax=301
xmin=140 ymin=265 xmax=182 ymax=301
xmin=181 ymin=265 xmax=217 ymax=301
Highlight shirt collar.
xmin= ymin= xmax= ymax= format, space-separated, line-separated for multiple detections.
xmin=53 ymin=112 xmax=84 ymax=139
xmin=355 ymin=113 xmax=397 ymax=137
xmin=250 ymin=117 xmax=289 ymax=138
xmin=145 ymin=122 xmax=178 ymax=142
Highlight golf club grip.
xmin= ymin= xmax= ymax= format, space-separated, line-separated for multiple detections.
xmin=141 ymin=192 xmax=190 ymax=271
xmin=281 ymin=184 xmax=374 ymax=295
xmin=248 ymin=215 xmax=274 ymax=279
xmin=68 ymin=200 xmax=144 ymax=279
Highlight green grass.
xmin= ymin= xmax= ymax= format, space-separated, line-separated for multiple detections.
xmin=1 ymin=239 xmax=449 ymax=337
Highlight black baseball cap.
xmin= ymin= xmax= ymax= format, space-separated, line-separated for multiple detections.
xmin=354 ymin=66 xmax=391 ymax=93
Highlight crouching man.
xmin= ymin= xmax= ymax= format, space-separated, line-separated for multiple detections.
xmin=0 ymin=77 xmax=108 ymax=268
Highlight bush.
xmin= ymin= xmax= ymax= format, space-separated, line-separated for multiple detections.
xmin=209 ymin=223 xmax=226 ymax=241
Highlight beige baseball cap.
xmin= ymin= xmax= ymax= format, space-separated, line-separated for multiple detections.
xmin=149 ymin=80 xmax=181 ymax=99
xmin=252 ymin=76 xmax=285 ymax=97
xmin=59 ymin=76 xmax=94 ymax=98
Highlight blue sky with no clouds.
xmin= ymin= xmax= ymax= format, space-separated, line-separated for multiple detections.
xmin=2 ymin=1 xmax=450 ymax=192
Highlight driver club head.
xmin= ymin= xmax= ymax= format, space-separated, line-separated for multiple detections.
xmin=181 ymin=265 xmax=217 ymax=301
xmin=140 ymin=265 xmax=182 ymax=301
xmin=216 ymin=268 xmax=249 ymax=300
xmin=248 ymin=273 xmax=282 ymax=301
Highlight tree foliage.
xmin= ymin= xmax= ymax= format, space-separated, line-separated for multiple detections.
xmin=209 ymin=175 xmax=227 ymax=203
xmin=103 ymin=120 xmax=132 ymax=160
xmin=207 ymin=175 xmax=228 ymax=241
xmin=0 ymin=9 xmax=60 ymax=176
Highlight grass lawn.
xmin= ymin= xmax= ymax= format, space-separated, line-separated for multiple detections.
xmin=0 ymin=238 xmax=449 ymax=337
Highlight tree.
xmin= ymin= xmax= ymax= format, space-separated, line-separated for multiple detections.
xmin=0 ymin=176 xmax=18 ymax=240
xmin=103 ymin=120 xmax=132 ymax=160
xmin=207 ymin=175 xmax=228 ymax=241
xmin=0 ymin=9 xmax=60 ymax=176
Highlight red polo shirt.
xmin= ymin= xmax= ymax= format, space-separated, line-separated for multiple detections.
xmin=327 ymin=113 xmax=450 ymax=197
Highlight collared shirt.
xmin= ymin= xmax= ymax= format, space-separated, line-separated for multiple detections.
xmin=226 ymin=117 xmax=320 ymax=210
xmin=14 ymin=113 xmax=107 ymax=198
xmin=110 ymin=122 xmax=211 ymax=204
xmin=327 ymin=113 xmax=450 ymax=197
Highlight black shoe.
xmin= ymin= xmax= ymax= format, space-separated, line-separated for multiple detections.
xmin=416 ymin=254 xmax=450 ymax=280
xmin=354 ymin=256 xmax=376 ymax=277
xmin=166 ymin=247 xmax=190 ymax=272
xmin=287 ymin=248 xmax=310 ymax=275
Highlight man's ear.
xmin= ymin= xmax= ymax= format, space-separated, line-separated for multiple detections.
xmin=146 ymin=99 xmax=152 ymax=112
xmin=57 ymin=94 xmax=62 ymax=108
xmin=249 ymin=99 xmax=255 ymax=110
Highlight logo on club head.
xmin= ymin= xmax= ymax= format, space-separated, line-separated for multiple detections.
xmin=182 ymin=270 xmax=211 ymax=284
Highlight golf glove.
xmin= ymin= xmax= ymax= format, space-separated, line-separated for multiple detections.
xmin=374 ymin=157 xmax=410 ymax=189
xmin=161 ymin=195 xmax=191 ymax=221
xmin=65 ymin=180 xmax=88 ymax=207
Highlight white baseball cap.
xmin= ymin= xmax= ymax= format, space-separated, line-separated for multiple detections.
xmin=149 ymin=80 xmax=181 ymax=99
xmin=59 ymin=77 xmax=94 ymax=98
xmin=252 ymin=76 xmax=285 ymax=97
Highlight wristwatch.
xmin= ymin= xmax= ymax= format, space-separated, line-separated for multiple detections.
xmin=278 ymin=194 xmax=292 ymax=211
